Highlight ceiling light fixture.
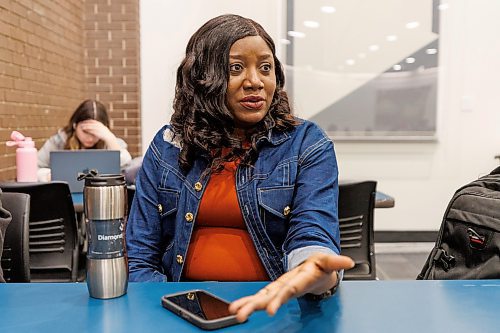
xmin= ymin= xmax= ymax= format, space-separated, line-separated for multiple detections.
xmin=287 ymin=31 xmax=306 ymax=38
xmin=405 ymin=21 xmax=420 ymax=29
xmin=321 ymin=6 xmax=336 ymax=13
xmin=303 ymin=20 xmax=320 ymax=28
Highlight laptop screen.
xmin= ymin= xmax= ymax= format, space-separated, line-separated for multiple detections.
xmin=50 ymin=150 xmax=121 ymax=193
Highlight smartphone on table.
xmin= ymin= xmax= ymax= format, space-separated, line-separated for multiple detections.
xmin=161 ymin=289 xmax=246 ymax=330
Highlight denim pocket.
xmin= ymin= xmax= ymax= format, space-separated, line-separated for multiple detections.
xmin=258 ymin=185 xmax=295 ymax=219
xmin=157 ymin=188 xmax=179 ymax=217
xmin=258 ymin=185 xmax=294 ymax=249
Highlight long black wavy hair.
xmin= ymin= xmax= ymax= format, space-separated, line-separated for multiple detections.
xmin=171 ymin=14 xmax=297 ymax=174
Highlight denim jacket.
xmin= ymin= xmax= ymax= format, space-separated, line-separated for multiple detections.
xmin=126 ymin=119 xmax=341 ymax=282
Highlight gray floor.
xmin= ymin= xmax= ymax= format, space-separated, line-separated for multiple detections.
xmin=374 ymin=242 xmax=434 ymax=280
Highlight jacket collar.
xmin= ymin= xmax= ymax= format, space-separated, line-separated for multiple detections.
xmin=260 ymin=127 xmax=291 ymax=146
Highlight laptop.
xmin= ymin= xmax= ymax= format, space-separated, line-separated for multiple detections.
xmin=50 ymin=150 xmax=121 ymax=193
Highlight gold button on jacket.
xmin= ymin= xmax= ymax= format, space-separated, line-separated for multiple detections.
xmin=283 ymin=206 xmax=291 ymax=216
xmin=194 ymin=182 xmax=203 ymax=191
xmin=176 ymin=255 xmax=184 ymax=264
xmin=185 ymin=212 xmax=194 ymax=222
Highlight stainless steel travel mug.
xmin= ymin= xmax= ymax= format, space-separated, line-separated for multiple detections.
xmin=84 ymin=174 xmax=128 ymax=299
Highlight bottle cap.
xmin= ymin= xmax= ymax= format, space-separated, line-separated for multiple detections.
xmin=6 ymin=131 xmax=34 ymax=148
xmin=17 ymin=138 xmax=35 ymax=148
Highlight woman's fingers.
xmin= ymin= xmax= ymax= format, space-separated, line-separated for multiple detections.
xmin=233 ymin=299 xmax=264 ymax=322
xmin=229 ymin=289 xmax=267 ymax=313
xmin=229 ymin=254 xmax=356 ymax=322
xmin=229 ymin=275 xmax=299 ymax=320
xmin=234 ymin=275 xmax=304 ymax=319
xmin=230 ymin=289 xmax=275 ymax=322
xmin=265 ymin=281 xmax=299 ymax=315
xmin=229 ymin=273 xmax=288 ymax=322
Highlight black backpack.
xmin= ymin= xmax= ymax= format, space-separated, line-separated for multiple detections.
xmin=418 ymin=167 xmax=500 ymax=280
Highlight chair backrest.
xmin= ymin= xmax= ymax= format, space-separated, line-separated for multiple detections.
xmin=123 ymin=156 xmax=143 ymax=185
xmin=338 ymin=180 xmax=377 ymax=280
xmin=0 ymin=182 xmax=79 ymax=282
xmin=1 ymin=192 xmax=31 ymax=282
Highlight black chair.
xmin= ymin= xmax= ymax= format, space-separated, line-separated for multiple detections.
xmin=1 ymin=192 xmax=31 ymax=282
xmin=123 ymin=156 xmax=143 ymax=185
xmin=338 ymin=180 xmax=377 ymax=280
xmin=0 ymin=182 xmax=79 ymax=282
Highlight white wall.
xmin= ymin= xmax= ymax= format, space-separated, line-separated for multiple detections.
xmin=140 ymin=0 xmax=500 ymax=231
xmin=336 ymin=0 xmax=500 ymax=230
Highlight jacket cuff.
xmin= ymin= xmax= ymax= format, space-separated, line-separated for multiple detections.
xmin=286 ymin=245 xmax=344 ymax=281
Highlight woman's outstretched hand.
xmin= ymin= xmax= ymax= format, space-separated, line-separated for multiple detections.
xmin=228 ymin=253 xmax=354 ymax=322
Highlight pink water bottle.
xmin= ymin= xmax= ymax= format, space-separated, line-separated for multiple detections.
xmin=6 ymin=131 xmax=38 ymax=182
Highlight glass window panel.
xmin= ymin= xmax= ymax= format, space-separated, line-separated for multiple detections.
xmin=285 ymin=0 xmax=440 ymax=140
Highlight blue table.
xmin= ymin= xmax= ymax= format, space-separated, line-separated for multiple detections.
xmin=71 ymin=193 xmax=84 ymax=213
xmin=0 ymin=280 xmax=498 ymax=332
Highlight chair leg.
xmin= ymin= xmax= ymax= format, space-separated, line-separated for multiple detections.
xmin=71 ymin=248 xmax=79 ymax=282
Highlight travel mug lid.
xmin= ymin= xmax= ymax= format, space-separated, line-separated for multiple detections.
xmin=84 ymin=173 xmax=126 ymax=187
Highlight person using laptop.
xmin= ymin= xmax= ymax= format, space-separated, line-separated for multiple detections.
xmin=126 ymin=14 xmax=354 ymax=323
xmin=37 ymin=99 xmax=132 ymax=181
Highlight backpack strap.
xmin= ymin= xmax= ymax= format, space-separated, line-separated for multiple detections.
xmin=432 ymin=248 xmax=456 ymax=272
xmin=490 ymin=166 xmax=500 ymax=175
xmin=417 ymin=247 xmax=438 ymax=280
xmin=417 ymin=247 xmax=456 ymax=280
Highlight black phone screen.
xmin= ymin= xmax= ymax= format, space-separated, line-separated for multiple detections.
xmin=164 ymin=291 xmax=232 ymax=320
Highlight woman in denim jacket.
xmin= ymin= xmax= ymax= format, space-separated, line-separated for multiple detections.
xmin=126 ymin=14 xmax=354 ymax=322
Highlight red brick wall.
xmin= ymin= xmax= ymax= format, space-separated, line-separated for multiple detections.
xmin=83 ymin=0 xmax=141 ymax=156
xmin=0 ymin=0 xmax=85 ymax=180
xmin=0 ymin=0 xmax=141 ymax=181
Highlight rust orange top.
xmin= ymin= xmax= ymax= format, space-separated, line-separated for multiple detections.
xmin=183 ymin=160 xmax=269 ymax=281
